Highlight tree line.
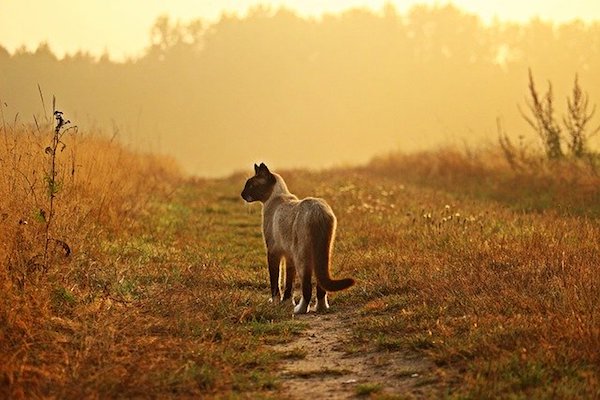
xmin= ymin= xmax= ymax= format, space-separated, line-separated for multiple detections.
xmin=1 ymin=4 xmax=599 ymax=175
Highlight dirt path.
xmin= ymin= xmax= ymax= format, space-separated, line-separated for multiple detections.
xmin=272 ymin=311 xmax=439 ymax=399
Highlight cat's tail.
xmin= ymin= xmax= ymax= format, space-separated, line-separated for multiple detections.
xmin=311 ymin=215 xmax=355 ymax=292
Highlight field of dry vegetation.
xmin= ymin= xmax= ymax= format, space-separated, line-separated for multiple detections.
xmin=1 ymin=114 xmax=599 ymax=398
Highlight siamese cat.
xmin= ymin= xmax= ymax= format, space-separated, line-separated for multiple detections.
xmin=241 ymin=163 xmax=354 ymax=314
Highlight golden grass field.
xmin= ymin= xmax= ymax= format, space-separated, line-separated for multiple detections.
xmin=1 ymin=121 xmax=599 ymax=398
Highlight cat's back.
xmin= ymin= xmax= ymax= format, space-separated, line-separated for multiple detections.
xmin=295 ymin=197 xmax=335 ymax=225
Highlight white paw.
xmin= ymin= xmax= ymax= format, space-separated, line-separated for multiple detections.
xmin=293 ymin=298 xmax=310 ymax=314
xmin=314 ymin=297 xmax=330 ymax=313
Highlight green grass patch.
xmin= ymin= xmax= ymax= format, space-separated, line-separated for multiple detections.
xmin=355 ymin=382 xmax=383 ymax=396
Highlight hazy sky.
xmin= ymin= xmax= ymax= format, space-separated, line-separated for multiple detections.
xmin=1 ymin=0 xmax=599 ymax=60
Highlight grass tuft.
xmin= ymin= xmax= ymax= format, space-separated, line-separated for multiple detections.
xmin=355 ymin=382 xmax=383 ymax=396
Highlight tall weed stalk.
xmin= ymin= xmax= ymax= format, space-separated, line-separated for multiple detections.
xmin=502 ymin=70 xmax=599 ymax=171
xmin=43 ymin=102 xmax=74 ymax=270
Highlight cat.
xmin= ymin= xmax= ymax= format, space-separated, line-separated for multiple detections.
xmin=241 ymin=163 xmax=354 ymax=314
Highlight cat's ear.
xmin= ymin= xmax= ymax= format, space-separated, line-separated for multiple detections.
xmin=254 ymin=163 xmax=259 ymax=174
xmin=258 ymin=163 xmax=270 ymax=174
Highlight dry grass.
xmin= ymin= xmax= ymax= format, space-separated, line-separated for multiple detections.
xmin=1 ymin=120 xmax=304 ymax=399
xmin=2 ymin=123 xmax=599 ymax=399
xmin=369 ymin=148 xmax=600 ymax=217
xmin=0 ymin=121 xmax=183 ymax=398
xmin=333 ymin=150 xmax=600 ymax=398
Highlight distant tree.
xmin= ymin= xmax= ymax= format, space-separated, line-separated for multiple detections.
xmin=63 ymin=50 xmax=95 ymax=64
xmin=34 ymin=42 xmax=58 ymax=61
xmin=0 ymin=44 xmax=9 ymax=60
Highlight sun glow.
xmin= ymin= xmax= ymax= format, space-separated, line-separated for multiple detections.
xmin=1 ymin=0 xmax=599 ymax=60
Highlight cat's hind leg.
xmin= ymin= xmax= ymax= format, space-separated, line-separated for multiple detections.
xmin=282 ymin=257 xmax=296 ymax=305
xmin=314 ymin=284 xmax=329 ymax=312
xmin=293 ymin=262 xmax=311 ymax=314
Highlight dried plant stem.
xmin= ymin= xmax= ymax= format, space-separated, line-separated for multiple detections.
xmin=43 ymin=108 xmax=71 ymax=269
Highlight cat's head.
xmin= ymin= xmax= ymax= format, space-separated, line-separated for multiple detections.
xmin=241 ymin=163 xmax=276 ymax=203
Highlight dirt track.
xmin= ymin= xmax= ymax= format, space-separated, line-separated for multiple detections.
xmin=272 ymin=311 xmax=439 ymax=399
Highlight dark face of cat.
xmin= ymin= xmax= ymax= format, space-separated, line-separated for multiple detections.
xmin=241 ymin=163 xmax=276 ymax=203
